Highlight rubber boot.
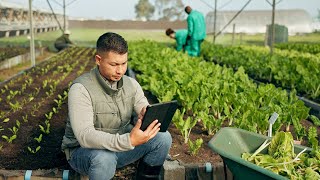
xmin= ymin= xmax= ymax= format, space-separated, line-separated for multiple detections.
xmin=135 ymin=161 xmax=162 ymax=180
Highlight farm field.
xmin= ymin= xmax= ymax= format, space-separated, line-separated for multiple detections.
xmin=202 ymin=42 xmax=320 ymax=102
xmin=0 ymin=29 xmax=320 ymax=179
xmin=0 ymin=48 xmax=95 ymax=169
xmin=0 ymin=50 xmax=55 ymax=82
xmin=0 ymin=28 xmax=170 ymax=50
xmin=0 ymin=45 xmax=222 ymax=168
xmin=1 ymin=28 xmax=320 ymax=48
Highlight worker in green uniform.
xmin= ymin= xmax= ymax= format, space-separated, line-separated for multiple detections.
xmin=185 ymin=6 xmax=206 ymax=57
xmin=165 ymin=28 xmax=191 ymax=54
xmin=54 ymin=30 xmax=74 ymax=52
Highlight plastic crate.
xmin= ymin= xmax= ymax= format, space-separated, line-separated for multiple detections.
xmin=208 ymin=127 xmax=310 ymax=180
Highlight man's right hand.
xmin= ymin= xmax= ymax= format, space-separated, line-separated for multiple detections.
xmin=129 ymin=118 xmax=161 ymax=147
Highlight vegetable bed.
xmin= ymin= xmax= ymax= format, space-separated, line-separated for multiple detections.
xmin=0 ymin=47 xmax=28 ymax=62
xmin=0 ymin=47 xmax=95 ymax=169
xmin=202 ymin=42 xmax=320 ymax=102
xmin=0 ymin=41 xmax=319 ymax=180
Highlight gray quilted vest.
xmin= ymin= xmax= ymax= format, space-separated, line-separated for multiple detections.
xmin=61 ymin=67 xmax=135 ymax=149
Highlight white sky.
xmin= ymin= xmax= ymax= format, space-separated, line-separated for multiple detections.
xmin=3 ymin=0 xmax=320 ymax=20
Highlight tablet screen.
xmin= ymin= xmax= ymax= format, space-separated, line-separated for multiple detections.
xmin=140 ymin=100 xmax=178 ymax=132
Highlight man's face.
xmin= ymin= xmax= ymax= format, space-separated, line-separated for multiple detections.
xmin=95 ymin=51 xmax=128 ymax=83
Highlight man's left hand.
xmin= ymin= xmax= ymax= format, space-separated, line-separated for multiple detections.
xmin=129 ymin=118 xmax=160 ymax=147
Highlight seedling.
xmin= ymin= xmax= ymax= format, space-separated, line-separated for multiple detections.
xmin=2 ymin=135 xmax=17 ymax=143
xmin=28 ymin=146 xmax=41 ymax=154
xmin=188 ymin=138 xmax=203 ymax=156
xmin=22 ymin=114 xmax=28 ymax=122
xmin=34 ymin=134 xmax=43 ymax=143
xmin=16 ymin=120 xmax=20 ymax=128
xmin=54 ymin=99 xmax=63 ymax=109
xmin=39 ymin=120 xmax=50 ymax=134
xmin=2 ymin=118 xmax=9 ymax=123
xmin=6 ymin=90 xmax=20 ymax=101
xmin=28 ymin=96 xmax=34 ymax=102
xmin=45 ymin=112 xmax=53 ymax=120
xmin=9 ymin=126 xmax=19 ymax=135
xmin=32 ymin=103 xmax=40 ymax=112
xmin=21 ymin=84 xmax=27 ymax=92
xmin=9 ymin=101 xmax=22 ymax=112
xmin=25 ymin=78 xmax=33 ymax=86
xmin=52 ymin=107 xmax=58 ymax=114
xmin=42 ymin=80 xmax=48 ymax=89
xmin=34 ymin=87 xmax=41 ymax=95
xmin=0 ymin=111 xmax=4 ymax=119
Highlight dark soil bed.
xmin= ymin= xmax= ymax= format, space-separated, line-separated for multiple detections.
xmin=0 ymin=47 xmax=222 ymax=179
xmin=0 ymin=47 xmax=318 ymax=180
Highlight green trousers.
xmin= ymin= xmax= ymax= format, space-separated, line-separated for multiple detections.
xmin=188 ymin=39 xmax=203 ymax=57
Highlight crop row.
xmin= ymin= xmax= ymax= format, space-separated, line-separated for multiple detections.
xmin=0 ymin=47 xmax=28 ymax=62
xmin=0 ymin=47 xmax=95 ymax=164
xmin=0 ymin=41 xmax=319 ymax=162
xmin=201 ymin=43 xmax=320 ymax=101
xmin=275 ymin=43 xmax=320 ymax=55
xmin=128 ymin=41 xmax=319 ymax=154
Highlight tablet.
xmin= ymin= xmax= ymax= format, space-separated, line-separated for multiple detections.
xmin=140 ymin=100 xmax=179 ymax=132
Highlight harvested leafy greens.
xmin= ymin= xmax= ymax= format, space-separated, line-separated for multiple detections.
xmin=242 ymin=131 xmax=320 ymax=179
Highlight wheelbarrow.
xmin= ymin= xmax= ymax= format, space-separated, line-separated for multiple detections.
xmin=208 ymin=127 xmax=310 ymax=180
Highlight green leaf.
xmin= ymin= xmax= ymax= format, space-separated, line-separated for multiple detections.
xmin=2 ymin=118 xmax=9 ymax=123
xmin=305 ymin=167 xmax=320 ymax=180
xmin=268 ymin=131 xmax=294 ymax=159
xmin=35 ymin=146 xmax=41 ymax=152
xmin=310 ymin=115 xmax=320 ymax=126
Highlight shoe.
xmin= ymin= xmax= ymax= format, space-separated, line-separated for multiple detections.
xmin=135 ymin=161 xmax=162 ymax=180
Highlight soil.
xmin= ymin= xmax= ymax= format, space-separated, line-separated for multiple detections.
xmin=0 ymin=47 xmax=318 ymax=179
xmin=0 ymin=47 xmax=222 ymax=179
xmin=0 ymin=49 xmax=56 ymax=82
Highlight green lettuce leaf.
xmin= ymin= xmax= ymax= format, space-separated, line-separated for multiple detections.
xmin=268 ymin=131 xmax=295 ymax=159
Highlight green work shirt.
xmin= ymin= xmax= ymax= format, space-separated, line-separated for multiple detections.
xmin=187 ymin=10 xmax=206 ymax=40
xmin=175 ymin=29 xmax=190 ymax=52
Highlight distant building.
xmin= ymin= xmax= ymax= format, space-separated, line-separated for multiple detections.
xmin=311 ymin=18 xmax=320 ymax=32
xmin=0 ymin=1 xmax=63 ymax=37
xmin=206 ymin=9 xmax=313 ymax=35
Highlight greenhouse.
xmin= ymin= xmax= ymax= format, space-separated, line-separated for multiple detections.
xmin=205 ymin=9 xmax=314 ymax=34
xmin=0 ymin=1 xmax=62 ymax=37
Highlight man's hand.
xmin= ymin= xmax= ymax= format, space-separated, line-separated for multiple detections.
xmin=130 ymin=118 xmax=161 ymax=147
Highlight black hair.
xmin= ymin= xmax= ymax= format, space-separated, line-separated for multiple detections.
xmin=96 ymin=32 xmax=128 ymax=55
xmin=185 ymin=6 xmax=192 ymax=14
xmin=165 ymin=28 xmax=175 ymax=36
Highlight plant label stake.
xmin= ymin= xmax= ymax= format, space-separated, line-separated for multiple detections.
xmin=268 ymin=112 xmax=279 ymax=137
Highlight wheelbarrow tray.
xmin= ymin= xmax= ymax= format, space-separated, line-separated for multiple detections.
xmin=208 ymin=127 xmax=310 ymax=180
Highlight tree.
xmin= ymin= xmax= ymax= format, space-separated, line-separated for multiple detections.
xmin=153 ymin=0 xmax=185 ymax=21
xmin=135 ymin=0 xmax=155 ymax=21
